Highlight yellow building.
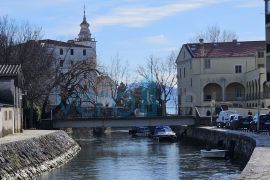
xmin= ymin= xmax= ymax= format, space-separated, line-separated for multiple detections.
xmin=176 ymin=40 xmax=270 ymax=115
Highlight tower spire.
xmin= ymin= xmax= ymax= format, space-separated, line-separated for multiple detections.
xmin=83 ymin=4 xmax=86 ymax=20
xmin=78 ymin=4 xmax=91 ymax=41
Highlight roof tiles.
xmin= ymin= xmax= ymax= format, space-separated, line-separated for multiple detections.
xmin=186 ymin=41 xmax=265 ymax=58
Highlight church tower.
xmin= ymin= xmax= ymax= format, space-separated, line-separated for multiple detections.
xmin=75 ymin=5 xmax=96 ymax=50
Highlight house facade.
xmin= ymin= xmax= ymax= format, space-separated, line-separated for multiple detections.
xmin=0 ymin=64 xmax=23 ymax=137
xmin=40 ymin=10 xmax=114 ymax=109
xmin=176 ymin=40 xmax=270 ymax=115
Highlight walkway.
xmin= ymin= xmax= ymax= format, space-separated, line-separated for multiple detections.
xmin=0 ymin=130 xmax=57 ymax=144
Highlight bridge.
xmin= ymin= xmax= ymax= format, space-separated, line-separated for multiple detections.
xmin=52 ymin=115 xmax=196 ymax=128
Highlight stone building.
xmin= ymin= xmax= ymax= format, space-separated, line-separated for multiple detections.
xmin=39 ymin=9 xmax=96 ymax=73
xmin=40 ymin=9 xmax=114 ymax=108
xmin=176 ymin=40 xmax=270 ymax=115
xmin=0 ymin=64 xmax=24 ymax=137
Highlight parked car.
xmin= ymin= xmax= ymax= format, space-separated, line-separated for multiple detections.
xmin=216 ymin=110 xmax=235 ymax=128
xmin=238 ymin=116 xmax=253 ymax=130
xmin=226 ymin=114 xmax=242 ymax=130
xmin=250 ymin=114 xmax=270 ymax=131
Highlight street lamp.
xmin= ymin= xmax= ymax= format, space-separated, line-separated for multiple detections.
xmin=257 ymin=72 xmax=263 ymax=132
xmin=210 ymin=99 xmax=215 ymax=126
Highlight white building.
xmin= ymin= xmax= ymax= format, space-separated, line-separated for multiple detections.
xmin=40 ymin=9 xmax=96 ymax=72
xmin=176 ymin=40 xmax=270 ymax=115
xmin=41 ymin=10 xmax=114 ymax=109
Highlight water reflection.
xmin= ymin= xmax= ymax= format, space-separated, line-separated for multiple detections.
xmin=37 ymin=131 xmax=242 ymax=180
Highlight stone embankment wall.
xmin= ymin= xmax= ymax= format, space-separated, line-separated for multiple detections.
xmin=176 ymin=126 xmax=270 ymax=179
xmin=0 ymin=131 xmax=81 ymax=179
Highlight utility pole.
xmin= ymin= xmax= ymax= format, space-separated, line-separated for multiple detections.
xmin=257 ymin=72 xmax=262 ymax=132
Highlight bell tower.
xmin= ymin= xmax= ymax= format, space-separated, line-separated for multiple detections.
xmin=78 ymin=5 xmax=91 ymax=41
xmin=76 ymin=5 xmax=96 ymax=50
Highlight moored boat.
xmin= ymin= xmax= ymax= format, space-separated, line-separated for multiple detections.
xmin=129 ymin=126 xmax=150 ymax=137
xmin=151 ymin=126 xmax=177 ymax=142
xmin=200 ymin=149 xmax=229 ymax=158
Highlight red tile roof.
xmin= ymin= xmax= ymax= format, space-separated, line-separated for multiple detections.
xmin=39 ymin=39 xmax=90 ymax=48
xmin=185 ymin=41 xmax=265 ymax=58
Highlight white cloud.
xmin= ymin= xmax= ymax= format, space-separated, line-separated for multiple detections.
xmin=92 ymin=0 xmax=225 ymax=29
xmin=234 ymin=1 xmax=264 ymax=8
xmin=146 ymin=34 xmax=169 ymax=45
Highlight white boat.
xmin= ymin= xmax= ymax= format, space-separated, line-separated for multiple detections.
xmin=151 ymin=126 xmax=177 ymax=142
xmin=200 ymin=149 xmax=229 ymax=158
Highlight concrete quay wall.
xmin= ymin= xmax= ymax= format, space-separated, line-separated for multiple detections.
xmin=177 ymin=126 xmax=270 ymax=179
xmin=0 ymin=130 xmax=81 ymax=179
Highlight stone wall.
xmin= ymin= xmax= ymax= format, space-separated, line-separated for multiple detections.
xmin=0 ymin=131 xmax=81 ymax=179
xmin=177 ymin=126 xmax=255 ymax=161
xmin=176 ymin=126 xmax=270 ymax=179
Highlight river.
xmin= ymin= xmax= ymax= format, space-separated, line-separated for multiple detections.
xmin=36 ymin=130 xmax=243 ymax=180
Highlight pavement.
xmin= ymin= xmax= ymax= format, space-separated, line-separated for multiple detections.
xmin=0 ymin=130 xmax=57 ymax=144
xmin=201 ymin=127 xmax=270 ymax=180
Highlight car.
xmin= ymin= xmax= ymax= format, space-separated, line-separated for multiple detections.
xmin=250 ymin=114 xmax=270 ymax=132
xmin=216 ymin=110 xmax=235 ymax=128
xmin=226 ymin=114 xmax=242 ymax=130
xmin=238 ymin=116 xmax=253 ymax=130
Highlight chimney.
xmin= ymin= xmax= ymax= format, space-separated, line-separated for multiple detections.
xmin=199 ymin=39 xmax=204 ymax=57
xmin=199 ymin=38 xmax=204 ymax=44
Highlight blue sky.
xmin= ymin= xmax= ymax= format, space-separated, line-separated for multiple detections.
xmin=0 ymin=0 xmax=265 ymax=70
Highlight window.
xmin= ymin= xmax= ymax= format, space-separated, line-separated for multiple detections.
xmin=184 ymin=68 xmax=185 ymax=78
xmin=183 ymin=51 xmax=186 ymax=59
xmin=235 ymin=65 xmax=242 ymax=73
xmin=60 ymin=48 xmax=63 ymax=55
xmin=70 ymin=49 xmax=74 ymax=55
xmin=258 ymin=64 xmax=264 ymax=68
xmin=4 ymin=111 xmax=7 ymax=121
xmin=190 ymin=78 xmax=192 ymax=87
xmin=9 ymin=111 xmax=12 ymax=120
xmin=258 ymin=51 xmax=264 ymax=58
xmin=179 ymin=68 xmax=181 ymax=78
xmin=70 ymin=60 xmax=74 ymax=65
xmin=204 ymin=59 xmax=211 ymax=69
xmin=205 ymin=95 xmax=212 ymax=101
xmin=60 ymin=60 xmax=64 ymax=67
xmin=83 ymin=49 xmax=86 ymax=56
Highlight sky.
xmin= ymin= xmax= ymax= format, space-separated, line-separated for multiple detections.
xmin=0 ymin=0 xmax=265 ymax=71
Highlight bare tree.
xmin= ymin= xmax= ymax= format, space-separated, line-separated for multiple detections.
xmin=0 ymin=16 xmax=57 ymax=128
xmin=190 ymin=24 xmax=238 ymax=43
xmin=106 ymin=54 xmax=129 ymax=106
xmin=137 ymin=52 xmax=177 ymax=116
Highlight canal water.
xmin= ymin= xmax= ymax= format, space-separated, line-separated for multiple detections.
xmin=37 ymin=130 xmax=243 ymax=180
